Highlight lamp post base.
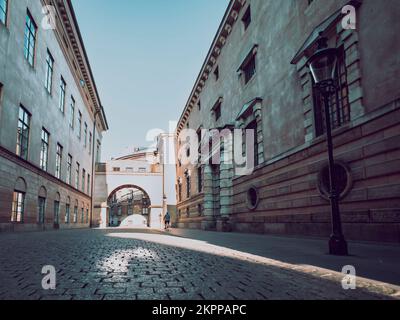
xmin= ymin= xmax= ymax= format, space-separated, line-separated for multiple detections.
xmin=329 ymin=234 xmax=348 ymax=256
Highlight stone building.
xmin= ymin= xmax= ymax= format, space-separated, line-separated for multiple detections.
xmin=94 ymin=133 xmax=177 ymax=229
xmin=175 ymin=0 xmax=400 ymax=242
xmin=0 ymin=0 xmax=108 ymax=232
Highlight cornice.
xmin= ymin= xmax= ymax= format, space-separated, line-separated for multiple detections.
xmin=176 ymin=0 xmax=247 ymax=136
xmin=45 ymin=0 xmax=109 ymax=132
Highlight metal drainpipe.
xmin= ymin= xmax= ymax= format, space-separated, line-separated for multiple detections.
xmin=90 ymin=109 xmax=100 ymax=228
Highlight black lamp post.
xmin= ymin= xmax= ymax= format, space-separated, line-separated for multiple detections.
xmin=307 ymin=35 xmax=348 ymax=256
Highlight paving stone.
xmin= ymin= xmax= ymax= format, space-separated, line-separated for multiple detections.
xmin=0 ymin=229 xmax=398 ymax=300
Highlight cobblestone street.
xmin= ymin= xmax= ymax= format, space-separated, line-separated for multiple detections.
xmin=0 ymin=229 xmax=399 ymax=300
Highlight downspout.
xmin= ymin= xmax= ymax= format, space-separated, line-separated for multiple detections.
xmin=90 ymin=109 xmax=100 ymax=228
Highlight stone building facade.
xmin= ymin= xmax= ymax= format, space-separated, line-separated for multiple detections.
xmin=175 ymin=0 xmax=400 ymax=242
xmin=0 ymin=0 xmax=108 ymax=232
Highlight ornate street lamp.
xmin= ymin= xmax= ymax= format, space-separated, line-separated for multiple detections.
xmin=307 ymin=35 xmax=348 ymax=256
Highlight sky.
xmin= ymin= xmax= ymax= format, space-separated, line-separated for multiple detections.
xmin=71 ymin=0 xmax=230 ymax=161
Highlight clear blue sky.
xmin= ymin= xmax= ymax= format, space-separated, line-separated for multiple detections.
xmin=72 ymin=0 xmax=229 ymax=161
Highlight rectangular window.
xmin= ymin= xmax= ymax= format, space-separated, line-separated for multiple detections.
xmin=55 ymin=143 xmax=63 ymax=179
xmin=86 ymin=209 xmax=89 ymax=224
xmin=186 ymin=175 xmax=191 ymax=199
xmin=11 ymin=191 xmax=25 ymax=222
xmin=0 ymin=0 xmax=8 ymax=25
xmin=54 ymin=201 xmax=60 ymax=224
xmin=24 ymin=11 xmax=37 ymax=66
xmin=69 ymin=96 xmax=75 ymax=128
xmin=243 ymin=55 xmax=256 ymax=84
xmin=78 ymin=111 xmax=82 ymax=139
xmin=65 ymin=204 xmax=70 ymax=224
xmin=313 ymin=47 xmax=351 ymax=137
xmin=84 ymin=122 xmax=88 ymax=147
xmin=242 ymin=6 xmax=251 ymax=31
xmin=96 ymin=140 xmax=101 ymax=163
xmin=45 ymin=50 xmax=54 ymax=94
xmin=81 ymin=208 xmax=84 ymax=224
xmin=73 ymin=206 xmax=78 ymax=223
xmin=82 ymin=169 xmax=86 ymax=192
xmin=59 ymin=77 xmax=66 ymax=113
xmin=16 ymin=106 xmax=31 ymax=160
xmin=38 ymin=197 xmax=46 ymax=224
xmin=214 ymin=66 xmax=219 ymax=81
xmin=75 ymin=162 xmax=80 ymax=189
xmin=87 ymin=174 xmax=91 ymax=195
xmin=214 ymin=102 xmax=222 ymax=121
xmin=67 ymin=154 xmax=72 ymax=185
xmin=178 ymin=182 xmax=182 ymax=202
xmin=89 ymin=132 xmax=92 ymax=154
xmin=40 ymin=128 xmax=49 ymax=171
xmin=246 ymin=120 xmax=260 ymax=167
xmin=197 ymin=167 xmax=203 ymax=193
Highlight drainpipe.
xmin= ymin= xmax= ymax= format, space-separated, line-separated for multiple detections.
xmin=90 ymin=109 xmax=100 ymax=228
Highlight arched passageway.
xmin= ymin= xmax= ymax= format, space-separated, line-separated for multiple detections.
xmin=107 ymin=185 xmax=151 ymax=227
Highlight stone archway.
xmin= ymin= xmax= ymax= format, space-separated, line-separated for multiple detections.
xmin=107 ymin=185 xmax=152 ymax=228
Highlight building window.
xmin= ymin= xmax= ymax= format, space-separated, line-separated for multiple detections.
xmin=96 ymin=140 xmax=101 ymax=163
xmin=55 ymin=143 xmax=63 ymax=179
xmin=243 ymin=55 xmax=256 ymax=84
xmin=113 ymin=167 xmax=121 ymax=172
xmin=138 ymin=168 xmax=146 ymax=173
xmin=242 ymin=6 xmax=251 ymax=31
xmin=197 ymin=167 xmax=203 ymax=193
xmin=313 ymin=47 xmax=350 ymax=137
xmin=40 ymin=128 xmax=49 ymax=171
xmin=75 ymin=162 xmax=80 ymax=189
xmin=65 ymin=204 xmax=70 ymax=224
xmin=59 ymin=77 xmax=66 ymax=113
xmin=246 ymin=120 xmax=260 ymax=167
xmin=87 ymin=174 xmax=91 ymax=195
xmin=77 ymin=111 xmax=82 ymax=139
xmin=82 ymin=169 xmax=86 ymax=192
xmin=86 ymin=208 xmax=89 ymax=224
xmin=73 ymin=206 xmax=78 ymax=223
xmin=214 ymin=66 xmax=219 ymax=81
xmin=186 ymin=207 xmax=190 ymax=217
xmin=45 ymin=50 xmax=54 ymax=94
xmin=38 ymin=197 xmax=46 ymax=224
xmin=186 ymin=173 xmax=191 ymax=199
xmin=198 ymin=100 xmax=201 ymax=111
xmin=178 ymin=181 xmax=182 ymax=202
xmin=16 ymin=106 xmax=31 ymax=160
xmin=0 ymin=0 xmax=8 ymax=25
xmin=213 ymin=99 xmax=222 ymax=121
xmin=81 ymin=208 xmax=84 ymax=224
xmin=54 ymin=201 xmax=60 ymax=224
xmin=67 ymin=154 xmax=72 ymax=185
xmin=11 ymin=191 xmax=25 ymax=222
xmin=69 ymin=96 xmax=75 ymax=129
xmin=24 ymin=11 xmax=37 ymax=66
xmin=89 ymin=132 xmax=92 ymax=154
xmin=84 ymin=122 xmax=88 ymax=147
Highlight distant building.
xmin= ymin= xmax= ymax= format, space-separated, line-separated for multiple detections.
xmin=94 ymin=134 xmax=176 ymax=229
xmin=0 ymin=0 xmax=108 ymax=232
xmin=175 ymin=0 xmax=400 ymax=242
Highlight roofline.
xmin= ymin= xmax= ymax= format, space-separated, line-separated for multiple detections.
xmin=66 ymin=0 xmax=109 ymax=130
xmin=176 ymin=0 xmax=240 ymax=134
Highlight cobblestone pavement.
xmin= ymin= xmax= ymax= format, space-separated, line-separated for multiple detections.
xmin=0 ymin=229 xmax=399 ymax=300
